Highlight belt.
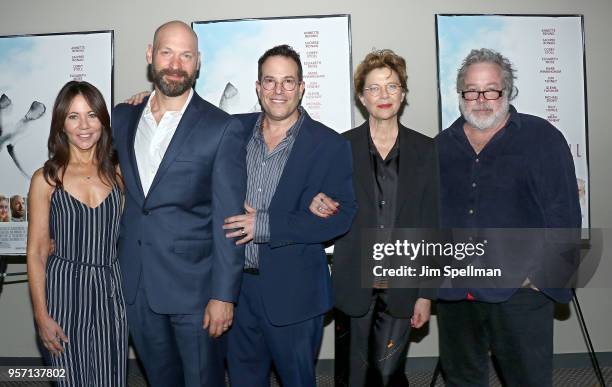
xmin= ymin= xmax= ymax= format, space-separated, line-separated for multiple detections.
xmin=50 ymin=254 xmax=120 ymax=299
xmin=243 ymin=267 xmax=260 ymax=275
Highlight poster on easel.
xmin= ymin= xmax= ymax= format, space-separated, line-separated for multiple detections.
xmin=436 ymin=14 xmax=589 ymax=229
xmin=0 ymin=30 xmax=113 ymax=255
xmin=192 ymin=14 xmax=353 ymax=133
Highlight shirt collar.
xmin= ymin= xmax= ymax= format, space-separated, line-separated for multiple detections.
xmin=253 ymin=105 xmax=306 ymax=140
xmin=507 ymin=104 xmax=521 ymax=129
xmin=367 ymin=125 xmax=400 ymax=159
xmin=144 ymin=88 xmax=194 ymax=118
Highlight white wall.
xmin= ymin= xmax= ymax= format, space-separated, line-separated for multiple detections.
xmin=1 ymin=0 xmax=611 ymax=360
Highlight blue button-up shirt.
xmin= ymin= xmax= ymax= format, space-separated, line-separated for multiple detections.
xmin=437 ymin=105 xmax=580 ymax=229
xmin=243 ymin=107 xmax=305 ymax=269
xmin=436 ymin=105 xmax=581 ymax=301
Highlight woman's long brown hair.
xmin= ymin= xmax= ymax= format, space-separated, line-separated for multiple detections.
xmin=43 ymin=81 xmax=119 ymax=188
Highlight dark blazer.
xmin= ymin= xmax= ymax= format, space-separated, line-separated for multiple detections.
xmin=112 ymin=92 xmax=247 ymax=314
xmin=235 ymin=112 xmax=357 ymax=326
xmin=333 ymin=122 xmax=440 ymax=319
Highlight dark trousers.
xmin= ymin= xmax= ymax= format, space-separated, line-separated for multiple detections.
xmin=227 ymin=272 xmax=324 ymax=387
xmin=438 ymin=288 xmax=555 ymax=387
xmin=126 ymin=285 xmax=226 ymax=387
xmin=336 ymin=290 xmax=412 ymax=387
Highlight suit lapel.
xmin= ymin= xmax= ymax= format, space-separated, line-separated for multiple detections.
xmin=270 ymin=113 xmax=317 ymax=208
xmin=395 ymin=125 xmax=420 ymax=221
xmin=352 ymin=122 xmax=375 ymax=203
xmin=125 ymin=102 xmax=146 ymax=203
xmin=147 ymin=94 xmax=207 ymax=196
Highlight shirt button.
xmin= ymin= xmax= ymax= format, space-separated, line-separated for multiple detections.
xmin=472 ymin=182 xmax=477 ymax=188
xmin=468 ymin=209 xmax=474 ymax=215
xmin=475 ymin=158 xmax=480 ymax=163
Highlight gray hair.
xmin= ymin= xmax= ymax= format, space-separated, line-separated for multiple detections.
xmin=456 ymin=48 xmax=517 ymax=100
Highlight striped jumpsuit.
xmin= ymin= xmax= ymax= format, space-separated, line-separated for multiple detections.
xmin=45 ymin=185 xmax=127 ymax=386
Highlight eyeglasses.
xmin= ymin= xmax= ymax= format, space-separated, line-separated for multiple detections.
xmin=460 ymin=89 xmax=504 ymax=101
xmin=363 ymin=83 xmax=402 ymax=97
xmin=260 ymin=77 xmax=299 ymax=91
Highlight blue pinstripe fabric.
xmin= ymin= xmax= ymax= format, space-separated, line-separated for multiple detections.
xmin=244 ymin=108 xmax=305 ymax=269
xmin=46 ymin=185 xmax=127 ymax=386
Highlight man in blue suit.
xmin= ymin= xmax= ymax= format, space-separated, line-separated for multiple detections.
xmin=222 ymin=45 xmax=357 ymax=386
xmin=112 ymin=21 xmax=246 ymax=386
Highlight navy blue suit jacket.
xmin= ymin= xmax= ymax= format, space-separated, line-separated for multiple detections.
xmin=236 ymin=112 xmax=357 ymax=326
xmin=112 ymin=92 xmax=247 ymax=314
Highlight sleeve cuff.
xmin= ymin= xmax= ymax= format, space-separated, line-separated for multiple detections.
xmin=254 ymin=210 xmax=270 ymax=243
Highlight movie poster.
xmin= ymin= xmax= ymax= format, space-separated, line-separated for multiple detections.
xmin=0 ymin=31 xmax=113 ymax=254
xmin=192 ymin=15 xmax=353 ymax=133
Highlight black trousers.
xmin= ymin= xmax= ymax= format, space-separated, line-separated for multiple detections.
xmin=438 ymin=289 xmax=555 ymax=387
xmin=336 ymin=289 xmax=412 ymax=387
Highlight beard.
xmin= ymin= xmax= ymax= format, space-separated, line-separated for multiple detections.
xmin=149 ymin=64 xmax=196 ymax=97
xmin=459 ymin=97 xmax=510 ymax=131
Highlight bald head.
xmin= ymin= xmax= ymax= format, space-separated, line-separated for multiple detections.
xmin=153 ymin=20 xmax=198 ymax=52
xmin=147 ymin=20 xmax=200 ymax=98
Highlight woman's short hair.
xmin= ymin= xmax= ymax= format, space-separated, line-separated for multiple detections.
xmin=354 ymin=49 xmax=408 ymax=96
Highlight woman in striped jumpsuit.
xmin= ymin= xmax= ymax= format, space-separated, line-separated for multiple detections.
xmin=27 ymin=81 xmax=127 ymax=386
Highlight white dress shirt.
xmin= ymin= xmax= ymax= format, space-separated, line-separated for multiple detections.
xmin=134 ymin=89 xmax=194 ymax=196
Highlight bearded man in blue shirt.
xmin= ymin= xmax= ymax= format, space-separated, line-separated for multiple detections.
xmin=436 ymin=48 xmax=581 ymax=387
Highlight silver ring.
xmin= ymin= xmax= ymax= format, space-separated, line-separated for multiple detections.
xmin=240 ymin=228 xmax=246 ymax=235
xmin=317 ymin=206 xmax=324 ymax=212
